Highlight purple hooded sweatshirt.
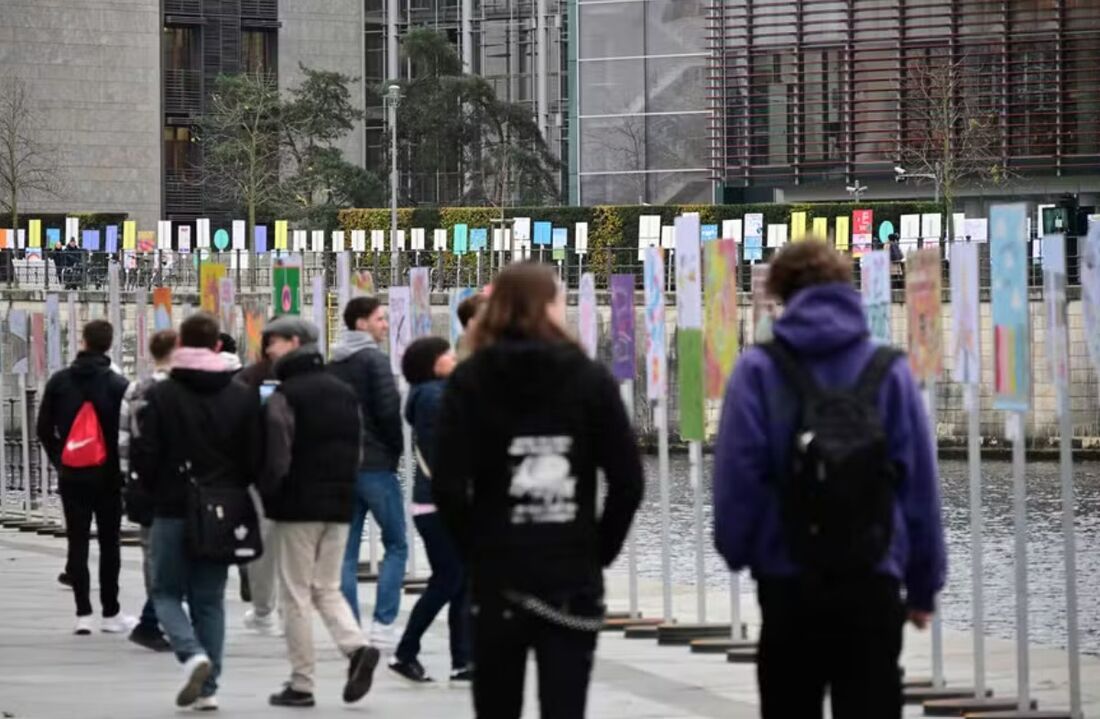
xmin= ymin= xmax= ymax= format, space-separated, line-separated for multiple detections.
xmin=713 ymin=282 xmax=947 ymax=612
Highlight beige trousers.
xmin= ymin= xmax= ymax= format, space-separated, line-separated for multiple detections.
xmin=276 ymin=522 xmax=367 ymax=693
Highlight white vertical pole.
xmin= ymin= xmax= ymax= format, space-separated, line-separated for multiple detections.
xmin=401 ymin=380 xmax=416 ymax=579
xmin=20 ymin=374 xmax=30 ymax=521
xmin=1057 ymin=386 xmax=1082 ymax=719
xmin=729 ymin=572 xmax=742 ymax=639
xmin=1011 ymin=410 xmax=1030 ymax=710
xmin=691 ymin=440 xmax=705 ymax=623
xmin=657 ymin=396 xmax=671 ymax=623
xmin=0 ymin=337 xmax=6 ymax=516
xmin=924 ymin=382 xmax=944 ymax=688
xmin=967 ymin=383 xmax=986 ymax=698
xmin=620 ymin=380 xmax=638 ymax=618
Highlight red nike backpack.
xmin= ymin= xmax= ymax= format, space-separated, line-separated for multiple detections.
xmin=61 ymin=401 xmax=108 ymax=469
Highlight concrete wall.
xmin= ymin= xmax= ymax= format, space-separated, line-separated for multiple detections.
xmin=0 ymin=0 xmax=162 ymax=228
xmin=277 ymin=0 xmax=365 ymax=170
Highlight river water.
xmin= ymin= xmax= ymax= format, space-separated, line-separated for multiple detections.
xmin=629 ymin=456 xmax=1100 ymax=656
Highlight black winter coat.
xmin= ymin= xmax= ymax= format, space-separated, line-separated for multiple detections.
xmin=329 ymin=334 xmax=402 ymax=472
xmin=131 ymin=365 xmax=262 ymax=518
xmin=433 ymin=338 xmax=644 ymax=602
xmin=36 ymin=352 xmax=129 ymax=484
xmin=260 ymin=349 xmax=361 ymax=522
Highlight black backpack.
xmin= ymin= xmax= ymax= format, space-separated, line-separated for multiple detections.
xmin=761 ymin=341 xmax=903 ymax=578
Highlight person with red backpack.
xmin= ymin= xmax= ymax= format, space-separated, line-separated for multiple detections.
xmin=36 ymin=319 xmax=133 ymax=636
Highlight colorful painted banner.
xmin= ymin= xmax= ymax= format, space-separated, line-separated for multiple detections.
xmin=860 ymin=250 xmax=892 ymax=346
xmin=200 ymin=262 xmax=226 ymax=314
xmin=551 ymin=227 xmax=567 ymax=261
xmin=852 ymin=209 xmax=873 ymax=257
xmin=579 ymin=273 xmax=597 ymax=359
xmin=990 ymin=204 xmax=1031 ymax=410
xmin=9 ymin=309 xmax=28 ymax=375
xmin=791 ymin=211 xmax=807 ymax=241
xmin=45 ymin=294 xmax=62 ymax=373
xmin=453 ymin=224 xmax=469 ymax=255
xmin=389 ymin=286 xmax=411 ymax=375
xmin=704 ymin=238 xmax=739 ymax=400
xmin=219 ymin=277 xmax=236 ymax=337
xmin=47 ymin=228 xmax=60 ymax=249
xmin=701 ymin=224 xmax=718 ymax=242
xmin=751 ymin=264 xmax=777 ymax=344
xmin=134 ymin=289 xmax=148 ymax=378
xmin=67 ymin=293 xmax=77 ymax=361
xmin=153 ymin=287 xmax=172 ymax=331
xmin=137 ymin=230 xmax=155 ymax=253
xmin=610 ymin=274 xmax=636 ymax=382
xmin=272 ymin=254 xmax=302 ymax=316
xmin=534 ymin=221 xmax=552 ymax=247
xmin=311 ymin=275 xmax=327 ymax=358
xmin=470 ymin=228 xmax=487 ymax=252
xmin=835 ymin=215 xmax=850 ymax=252
xmin=950 ymin=242 xmax=981 ymax=386
xmin=905 ymin=247 xmax=943 ymax=383
xmin=675 ymin=214 xmax=704 ymax=440
xmin=643 ymin=247 xmax=667 ymax=401
xmin=449 ymin=287 xmax=476 ymax=346
xmin=178 ymin=225 xmax=191 ymax=253
xmin=1084 ymin=218 xmax=1100 ymax=387
xmin=243 ymin=301 xmax=267 ymax=363
xmin=410 ymin=267 xmax=432 ymax=339
xmin=1043 ymin=234 xmax=1069 ymax=398
xmin=744 ymin=213 xmax=764 ymax=262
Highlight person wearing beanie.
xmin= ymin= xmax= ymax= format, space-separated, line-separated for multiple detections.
xmin=388 ymin=337 xmax=470 ymax=684
xmin=260 ymin=317 xmax=380 ymax=708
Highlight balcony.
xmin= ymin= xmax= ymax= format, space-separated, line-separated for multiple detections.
xmin=240 ymin=0 xmax=277 ymax=19
xmin=164 ymin=0 xmax=201 ymax=16
xmin=164 ymin=69 xmax=202 ymax=117
xmin=165 ymin=170 xmax=203 ymax=217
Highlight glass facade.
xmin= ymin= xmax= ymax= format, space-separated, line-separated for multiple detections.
xmin=711 ymin=0 xmax=1100 ymax=194
xmin=575 ymin=0 xmax=711 ymax=205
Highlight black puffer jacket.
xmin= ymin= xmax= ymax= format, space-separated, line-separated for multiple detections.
xmin=329 ymin=331 xmax=403 ymax=472
xmin=433 ymin=338 xmax=644 ymax=601
xmin=36 ymin=352 xmax=129 ymax=484
xmin=260 ymin=348 xmax=362 ymax=522
xmin=132 ymin=363 xmax=262 ymax=518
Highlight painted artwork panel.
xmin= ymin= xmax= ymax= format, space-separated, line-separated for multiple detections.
xmin=834 ymin=215 xmax=850 ymax=252
xmin=9 ymin=309 xmax=28 ymax=375
xmin=272 ymin=254 xmax=302 ymax=316
xmin=950 ymin=242 xmax=981 ymax=385
xmin=134 ymin=289 xmax=148 ymax=378
xmin=31 ymin=313 xmax=46 ymax=382
xmin=389 ymin=286 xmax=411 ymax=375
xmin=610 ymin=274 xmax=636 ymax=382
xmin=704 ymin=239 xmax=739 ymax=399
xmin=990 ymin=204 xmax=1031 ymax=410
xmin=1083 ymin=218 xmax=1100 ymax=387
xmin=579 ymin=273 xmax=597 ymax=360
xmin=200 ymin=262 xmax=226 ymax=314
xmin=153 ymin=287 xmax=173 ymax=331
xmin=743 ymin=213 xmax=764 ymax=262
xmin=751 ymin=264 xmax=778 ymax=344
xmin=852 ymin=209 xmax=873 ymax=257
xmin=352 ymin=269 xmax=375 ymax=298
xmin=860 ymin=250 xmax=892 ymax=346
xmin=674 ymin=214 xmax=702 ymax=329
xmin=453 ymin=224 xmax=469 ymax=255
xmin=643 ymin=247 xmax=667 ymax=400
xmin=243 ymin=302 xmax=267 ymax=363
xmin=905 ymin=247 xmax=943 ymax=383
xmin=45 ymin=294 xmax=62 ymax=373
xmin=1042 ymin=234 xmax=1070 ymax=397
xmin=219 ymin=277 xmax=236 ymax=337
xmin=410 ymin=267 xmax=432 ymax=339
xmin=678 ymin=328 xmax=705 ymax=441
xmin=449 ymin=288 xmax=476 ymax=346
xmin=311 ymin=275 xmax=327 ymax=358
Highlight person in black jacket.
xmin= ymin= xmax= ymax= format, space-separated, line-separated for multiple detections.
xmin=37 ymin=319 xmax=133 ymax=636
xmin=388 ymin=337 xmax=470 ymax=684
xmin=434 ymin=263 xmax=644 ymax=719
xmin=131 ymin=313 xmax=262 ymax=711
xmin=259 ymin=316 xmax=381 ymax=708
xmin=330 ymin=297 xmax=407 ymax=645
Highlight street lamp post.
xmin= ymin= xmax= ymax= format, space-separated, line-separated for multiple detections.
xmin=386 ymin=84 xmax=401 ymax=287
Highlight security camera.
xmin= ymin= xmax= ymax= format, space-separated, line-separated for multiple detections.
xmin=894 ymin=166 xmax=907 ymax=175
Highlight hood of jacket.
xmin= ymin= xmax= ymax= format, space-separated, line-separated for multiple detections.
xmin=275 ymin=346 xmax=324 ymax=380
xmin=220 ymin=351 xmax=243 ymax=372
xmin=170 ymin=348 xmax=237 ymax=395
xmin=468 ymin=338 xmax=586 ymax=404
xmin=331 ymin=331 xmax=380 ymax=362
xmin=772 ymin=282 xmax=868 ymax=357
xmin=70 ymin=351 xmax=113 ymax=380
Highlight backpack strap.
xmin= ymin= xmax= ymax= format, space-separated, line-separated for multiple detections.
xmin=854 ymin=346 xmax=905 ymax=404
xmin=759 ymin=341 xmax=821 ymax=405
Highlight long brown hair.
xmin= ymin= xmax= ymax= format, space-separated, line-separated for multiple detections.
xmin=471 ymin=262 xmax=571 ymax=351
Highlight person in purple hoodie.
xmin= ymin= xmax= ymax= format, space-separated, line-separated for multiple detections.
xmin=713 ymin=240 xmax=946 ymax=719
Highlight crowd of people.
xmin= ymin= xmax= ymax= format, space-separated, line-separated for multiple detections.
xmin=33 ymin=250 xmax=946 ymax=719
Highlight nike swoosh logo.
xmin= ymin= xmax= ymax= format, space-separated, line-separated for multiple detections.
xmin=65 ymin=438 xmax=94 ymax=452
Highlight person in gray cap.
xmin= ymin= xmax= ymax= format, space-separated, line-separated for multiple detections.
xmin=260 ymin=316 xmax=380 ymax=708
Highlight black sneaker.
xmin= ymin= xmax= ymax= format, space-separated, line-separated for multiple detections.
xmin=389 ymin=657 xmax=433 ymax=683
xmin=269 ymin=686 xmax=315 ymax=708
xmin=343 ymin=646 xmax=381 ymax=703
xmin=58 ymin=572 xmax=72 ymax=588
xmin=449 ymin=667 xmax=473 ymax=683
xmin=129 ymin=624 xmax=172 ymax=652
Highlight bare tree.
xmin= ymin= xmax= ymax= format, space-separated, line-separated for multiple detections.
xmin=899 ymin=54 xmax=1009 ymax=240
xmin=0 ymin=78 xmax=63 ymax=231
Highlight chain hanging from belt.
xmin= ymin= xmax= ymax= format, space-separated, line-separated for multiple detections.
xmin=502 ymin=590 xmax=606 ymax=633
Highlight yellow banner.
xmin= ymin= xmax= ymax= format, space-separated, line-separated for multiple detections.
xmin=835 ymin=216 xmax=850 ymax=251
xmin=812 ymin=217 xmax=828 ymax=240
xmin=28 ymin=219 xmax=41 ymax=248
xmin=275 ymin=220 xmax=288 ymax=250
xmin=123 ymin=220 xmax=136 ymax=250
xmin=200 ymin=263 xmax=227 ymax=314
xmin=791 ymin=212 xmax=807 ymax=241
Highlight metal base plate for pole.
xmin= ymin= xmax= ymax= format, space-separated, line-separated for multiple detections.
xmin=961 ymin=712 xmax=1071 ymax=719
xmin=906 ymin=687 xmax=989 ymax=705
xmin=726 ymin=646 xmax=757 ymax=664
xmin=924 ymin=697 xmax=1035 ymax=716
xmin=905 ymin=676 xmax=935 ymax=689
xmin=657 ymin=623 xmax=733 ymax=646
xmin=689 ymin=636 xmax=754 ymax=654
xmin=624 ymin=625 xmax=661 ymax=640
xmin=602 ymin=616 xmax=662 ymax=632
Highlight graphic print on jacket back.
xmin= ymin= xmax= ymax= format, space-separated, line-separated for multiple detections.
xmin=508 ymin=436 xmax=577 ymax=524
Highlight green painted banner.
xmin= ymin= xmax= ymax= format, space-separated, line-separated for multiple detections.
xmin=272 ymin=261 xmax=302 ymax=316
xmin=678 ymin=328 xmax=705 ymax=441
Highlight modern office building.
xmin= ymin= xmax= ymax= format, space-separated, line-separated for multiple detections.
xmin=708 ymin=0 xmax=1100 ymax=211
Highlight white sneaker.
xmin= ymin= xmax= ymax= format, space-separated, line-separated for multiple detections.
xmin=192 ymin=695 xmax=219 ymax=712
xmin=177 ymin=654 xmax=213 ymax=708
xmin=243 ymin=609 xmax=282 ymax=637
xmin=368 ymin=621 xmax=399 ymax=649
xmin=74 ymin=616 xmax=94 ymax=636
xmin=101 ymin=613 xmax=139 ymax=634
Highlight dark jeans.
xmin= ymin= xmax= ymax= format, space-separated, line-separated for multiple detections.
xmin=395 ymin=513 xmax=469 ymax=669
xmin=757 ymin=575 xmax=905 ymax=719
xmin=59 ymin=478 xmax=122 ymax=617
xmin=472 ymin=593 xmax=598 ymax=719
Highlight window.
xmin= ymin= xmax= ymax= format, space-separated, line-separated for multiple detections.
xmin=803 ymin=48 xmax=844 ymax=163
xmin=164 ymin=126 xmax=197 ymax=176
xmin=749 ymin=52 xmax=795 ymax=165
xmin=1008 ymin=43 xmax=1057 ymax=157
xmin=163 ymin=27 xmax=199 ymax=72
xmin=242 ymin=30 xmax=275 ymax=76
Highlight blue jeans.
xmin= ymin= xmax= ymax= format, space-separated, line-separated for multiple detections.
xmin=341 ymin=470 xmax=408 ymax=625
xmin=151 ymin=518 xmax=229 ymax=698
xmin=395 ymin=512 xmax=469 ymax=669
